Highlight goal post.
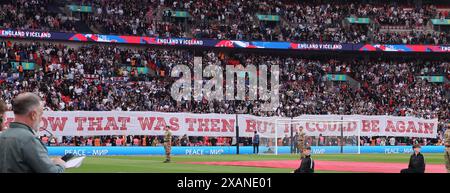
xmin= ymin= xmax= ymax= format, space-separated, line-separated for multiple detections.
xmin=274 ymin=118 xmax=361 ymax=155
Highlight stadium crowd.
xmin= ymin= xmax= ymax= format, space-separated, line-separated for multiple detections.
xmin=0 ymin=41 xmax=448 ymax=147
xmin=0 ymin=0 xmax=77 ymax=32
xmin=1 ymin=0 xmax=449 ymax=44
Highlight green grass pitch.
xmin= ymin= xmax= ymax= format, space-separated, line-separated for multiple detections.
xmin=66 ymin=153 xmax=445 ymax=173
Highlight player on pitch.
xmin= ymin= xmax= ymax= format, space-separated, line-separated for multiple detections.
xmin=163 ymin=126 xmax=172 ymax=163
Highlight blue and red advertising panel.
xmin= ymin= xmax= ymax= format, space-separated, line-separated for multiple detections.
xmin=47 ymin=146 xmax=445 ymax=156
xmin=1 ymin=29 xmax=449 ymax=53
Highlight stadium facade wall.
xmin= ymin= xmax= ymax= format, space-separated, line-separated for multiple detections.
xmin=48 ymin=146 xmax=445 ymax=156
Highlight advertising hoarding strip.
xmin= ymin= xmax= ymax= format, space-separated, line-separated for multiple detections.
xmin=0 ymin=29 xmax=449 ymax=52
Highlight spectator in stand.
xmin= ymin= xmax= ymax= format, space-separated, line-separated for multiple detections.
xmin=389 ymin=137 xmax=396 ymax=146
xmin=41 ymin=134 xmax=49 ymax=146
xmin=133 ymin=136 xmax=140 ymax=146
xmin=380 ymin=137 xmax=386 ymax=146
xmin=87 ymin=137 xmax=93 ymax=146
xmin=126 ymin=135 xmax=133 ymax=146
xmin=141 ymin=136 xmax=147 ymax=146
xmin=210 ymin=137 xmax=217 ymax=146
xmin=78 ymin=137 xmax=85 ymax=146
xmin=180 ymin=134 xmax=189 ymax=146
xmin=105 ymin=138 xmax=112 ymax=146
xmin=203 ymin=136 xmax=209 ymax=146
xmin=152 ymin=136 xmax=159 ymax=146
xmin=115 ymin=136 xmax=122 ymax=146
xmin=94 ymin=137 xmax=101 ymax=146
xmin=412 ymin=138 xmax=419 ymax=145
xmin=371 ymin=137 xmax=376 ymax=146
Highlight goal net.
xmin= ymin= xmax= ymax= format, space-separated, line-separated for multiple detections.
xmin=270 ymin=118 xmax=361 ymax=155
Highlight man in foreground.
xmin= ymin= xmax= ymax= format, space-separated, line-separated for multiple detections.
xmin=401 ymin=144 xmax=425 ymax=173
xmin=0 ymin=92 xmax=65 ymax=173
xmin=293 ymin=146 xmax=314 ymax=173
